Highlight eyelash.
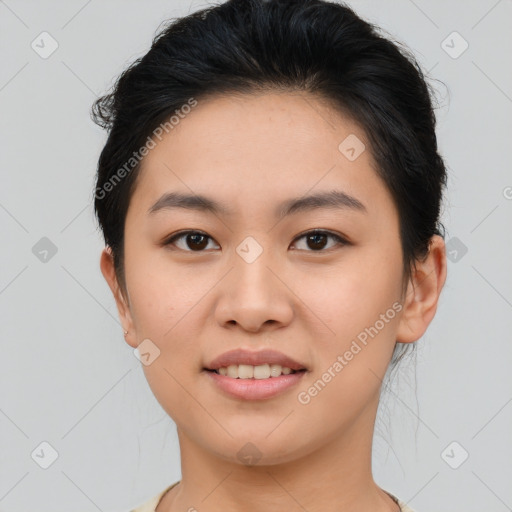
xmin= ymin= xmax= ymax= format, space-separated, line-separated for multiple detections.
xmin=162 ymin=229 xmax=348 ymax=253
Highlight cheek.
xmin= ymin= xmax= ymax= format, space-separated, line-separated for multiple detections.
xmin=292 ymin=273 xmax=400 ymax=427
xmin=298 ymin=258 xmax=400 ymax=336
xmin=126 ymin=258 xmax=214 ymax=393
xmin=294 ymin=251 xmax=402 ymax=384
xmin=131 ymin=264 xmax=207 ymax=416
xmin=124 ymin=246 xmax=203 ymax=335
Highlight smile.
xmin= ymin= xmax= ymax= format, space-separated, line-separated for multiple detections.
xmin=203 ymin=367 xmax=307 ymax=400
xmin=208 ymin=363 xmax=300 ymax=379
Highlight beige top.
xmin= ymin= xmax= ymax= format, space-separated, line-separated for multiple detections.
xmin=130 ymin=481 xmax=417 ymax=512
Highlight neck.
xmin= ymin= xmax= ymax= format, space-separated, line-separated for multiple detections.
xmin=158 ymin=396 xmax=398 ymax=512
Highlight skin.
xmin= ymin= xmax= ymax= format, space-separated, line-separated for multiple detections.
xmin=100 ymin=91 xmax=447 ymax=512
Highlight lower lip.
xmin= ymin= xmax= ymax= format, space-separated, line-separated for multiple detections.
xmin=203 ymin=370 xmax=307 ymax=400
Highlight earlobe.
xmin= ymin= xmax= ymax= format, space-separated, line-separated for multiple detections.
xmin=395 ymin=235 xmax=447 ymax=344
xmin=99 ymin=247 xmax=137 ymax=347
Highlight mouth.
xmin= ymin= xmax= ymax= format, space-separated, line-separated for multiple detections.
xmin=202 ymin=365 xmax=307 ymax=400
xmin=202 ymin=348 xmax=308 ymax=399
xmin=204 ymin=348 xmax=308 ymax=374
xmin=203 ymin=364 xmax=306 ymax=379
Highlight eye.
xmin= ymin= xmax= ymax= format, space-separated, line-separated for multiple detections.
xmin=291 ymin=229 xmax=347 ymax=252
xmin=163 ymin=230 xmax=219 ymax=252
xmin=162 ymin=229 xmax=348 ymax=253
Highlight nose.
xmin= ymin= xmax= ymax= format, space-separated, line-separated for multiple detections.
xmin=215 ymin=245 xmax=294 ymax=333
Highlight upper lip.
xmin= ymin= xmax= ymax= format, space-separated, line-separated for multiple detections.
xmin=204 ymin=348 xmax=307 ymax=371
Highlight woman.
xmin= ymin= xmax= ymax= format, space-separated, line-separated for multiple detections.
xmin=92 ymin=0 xmax=448 ymax=510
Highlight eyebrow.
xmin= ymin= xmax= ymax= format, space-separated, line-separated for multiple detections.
xmin=147 ymin=189 xmax=367 ymax=219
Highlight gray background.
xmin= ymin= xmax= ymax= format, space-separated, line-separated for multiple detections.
xmin=1 ymin=0 xmax=511 ymax=511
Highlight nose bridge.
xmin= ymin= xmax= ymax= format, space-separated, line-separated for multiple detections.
xmin=231 ymin=234 xmax=276 ymax=297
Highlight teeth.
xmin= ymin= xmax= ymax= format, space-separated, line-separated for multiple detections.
xmin=214 ymin=363 xmax=297 ymax=379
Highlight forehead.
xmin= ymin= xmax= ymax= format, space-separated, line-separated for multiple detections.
xmin=128 ymin=91 xmax=394 ymax=222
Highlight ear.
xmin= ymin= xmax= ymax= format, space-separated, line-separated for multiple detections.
xmin=396 ymin=235 xmax=447 ymax=344
xmin=99 ymin=247 xmax=137 ymax=348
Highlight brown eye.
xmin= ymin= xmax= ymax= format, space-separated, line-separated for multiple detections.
xmin=163 ymin=229 xmax=347 ymax=253
xmin=164 ymin=231 xmax=219 ymax=251
xmin=292 ymin=230 xmax=347 ymax=252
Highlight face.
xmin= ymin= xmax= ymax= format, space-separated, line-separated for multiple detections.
xmin=102 ymin=91 xmax=437 ymax=467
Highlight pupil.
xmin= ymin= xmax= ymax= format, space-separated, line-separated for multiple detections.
xmin=188 ymin=234 xmax=208 ymax=250
xmin=308 ymin=234 xmax=327 ymax=250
